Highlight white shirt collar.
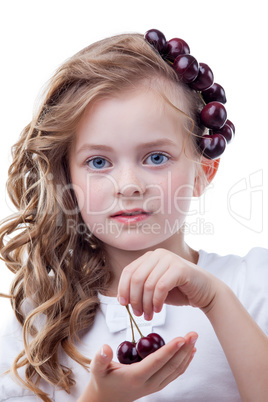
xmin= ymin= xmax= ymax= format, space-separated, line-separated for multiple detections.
xmin=98 ymin=293 xmax=166 ymax=335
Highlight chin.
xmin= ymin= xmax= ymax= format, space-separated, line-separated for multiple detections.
xmin=103 ymin=234 xmax=168 ymax=252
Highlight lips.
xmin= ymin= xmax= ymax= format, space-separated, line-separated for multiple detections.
xmin=110 ymin=209 xmax=151 ymax=223
xmin=111 ymin=209 xmax=149 ymax=217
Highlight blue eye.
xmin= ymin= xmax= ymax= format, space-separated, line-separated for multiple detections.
xmin=87 ymin=157 xmax=111 ymax=170
xmin=144 ymin=153 xmax=169 ymax=166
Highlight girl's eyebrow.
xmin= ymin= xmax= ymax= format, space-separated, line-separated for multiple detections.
xmin=77 ymin=144 xmax=113 ymax=154
xmin=138 ymin=139 xmax=178 ymax=149
xmin=77 ymin=139 xmax=178 ymax=155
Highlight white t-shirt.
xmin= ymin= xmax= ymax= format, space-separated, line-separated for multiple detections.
xmin=1 ymin=248 xmax=268 ymax=401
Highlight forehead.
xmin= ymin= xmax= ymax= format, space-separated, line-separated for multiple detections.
xmin=77 ymin=80 xmax=190 ymax=136
xmin=74 ymin=89 xmax=186 ymax=149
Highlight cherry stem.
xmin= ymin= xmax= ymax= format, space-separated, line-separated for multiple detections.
xmin=126 ymin=305 xmax=144 ymax=338
xmin=130 ymin=312 xmax=135 ymax=343
xmin=198 ymin=91 xmax=207 ymax=106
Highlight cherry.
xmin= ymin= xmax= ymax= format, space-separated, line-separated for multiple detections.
xmin=145 ymin=29 xmax=167 ymax=55
xmin=116 ymin=306 xmax=166 ymax=364
xmin=189 ymin=63 xmax=214 ymax=91
xmin=173 ymin=54 xmax=199 ymax=83
xmin=226 ymin=119 xmax=235 ymax=135
xmin=198 ymin=133 xmax=227 ymax=159
xmin=146 ymin=333 xmax=165 ymax=347
xmin=200 ymin=101 xmax=227 ymax=130
xmin=137 ymin=333 xmax=165 ymax=359
xmin=166 ymin=38 xmax=190 ymax=61
xmin=143 ymin=28 xmax=235 ymax=159
xmin=117 ymin=341 xmax=141 ymax=364
xmin=201 ymin=83 xmax=227 ymax=104
xmin=215 ymin=123 xmax=234 ymax=143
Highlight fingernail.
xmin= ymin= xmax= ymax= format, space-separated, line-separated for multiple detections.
xmin=101 ymin=347 xmax=107 ymax=358
xmin=133 ymin=309 xmax=142 ymax=316
xmin=119 ymin=297 xmax=126 ymax=306
xmin=144 ymin=313 xmax=153 ymax=321
xmin=177 ymin=341 xmax=185 ymax=349
xmin=190 ymin=335 xmax=198 ymax=345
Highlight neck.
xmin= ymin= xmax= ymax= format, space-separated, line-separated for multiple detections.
xmin=103 ymin=231 xmax=199 ymax=297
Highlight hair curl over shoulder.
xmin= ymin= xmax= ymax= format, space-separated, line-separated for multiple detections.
xmin=0 ymin=33 xmax=205 ymax=401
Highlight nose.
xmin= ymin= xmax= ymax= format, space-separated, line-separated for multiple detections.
xmin=116 ymin=167 xmax=146 ymax=197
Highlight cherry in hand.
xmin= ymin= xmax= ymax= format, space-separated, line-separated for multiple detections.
xmin=137 ymin=333 xmax=165 ymax=359
xmin=116 ymin=305 xmax=165 ymax=364
xmin=117 ymin=341 xmax=141 ymax=364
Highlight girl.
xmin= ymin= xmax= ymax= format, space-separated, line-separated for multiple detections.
xmin=0 ymin=30 xmax=267 ymax=402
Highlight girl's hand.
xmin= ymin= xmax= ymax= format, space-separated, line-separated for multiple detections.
xmin=77 ymin=332 xmax=197 ymax=402
xmin=117 ymin=248 xmax=268 ymax=402
xmin=117 ymin=248 xmax=221 ymax=320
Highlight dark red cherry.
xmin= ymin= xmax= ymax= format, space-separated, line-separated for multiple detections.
xmin=147 ymin=333 xmax=165 ymax=347
xmin=144 ymin=29 xmax=167 ymax=55
xmin=137 ymin=333 xmax=165 ymax=359
xmin=200 ymin=101 xmax=227 ymax=130
xmin=198 ymin=134 xmax=227 ymax=159
xmin=225 ymin=119 xmax=235 ymax=135
xmin=201 ymin=83 xmax=227 ymax=104
xmin=189 ymin=63 xmax=214 ymax=91
xmin=215 ymin=123 xmax=234 ymax=143
xmin=117 ymin=341 xmax=141 ymax=364
xmin=166 ymin=38 xmax=190 ymax=61
xmin=173 ymin=54 xmax=199 ymax=83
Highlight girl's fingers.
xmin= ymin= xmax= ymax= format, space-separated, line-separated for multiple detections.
xmin=119 ymin=251 xmax=176 ymax=317
xmin=118 ymin=251 xmax=155 ymax=312
xmin=152 ymin=266 xmax=187 ymax=312
xmin=141 ymin=261 xmax=172 ymax=319
xmin=151 ymin=333 xmax=198 ymax=388
xmin=90 ymin=344 xmax=114 ymax=376
xmin=158 ymin=345 xmax=197 ymax=389
xmin=117 ymin=261 xmax=141 ymax=306
xmin=129 ymin=260 xmax=155 ymax=315
xmin=134 ymin=337 xmax=186 ymax=381
xmin=135 ymin=333 xmax=197 ymax=382
xmin=117 ymin=252 xmax=151 ymax=306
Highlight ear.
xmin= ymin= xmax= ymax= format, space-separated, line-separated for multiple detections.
xmin=193 ymin=157 xmax=220 ymax=197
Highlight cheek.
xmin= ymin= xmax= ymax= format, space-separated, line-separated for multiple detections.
xmin=163 ymin=171 xmax=195 ymax=215
xmin=73 ymin=174 xmax=117 ymax=216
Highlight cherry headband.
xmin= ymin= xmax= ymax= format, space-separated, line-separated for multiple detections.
xmin=144 ymin=29 xmax=235 ymax=160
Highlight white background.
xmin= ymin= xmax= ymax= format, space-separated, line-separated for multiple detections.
xmin=0 ymin=0 xmax=267 ymax=315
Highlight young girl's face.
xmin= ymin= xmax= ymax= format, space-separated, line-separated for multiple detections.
xmin=69 ymin=86 xmax=201 ymax=252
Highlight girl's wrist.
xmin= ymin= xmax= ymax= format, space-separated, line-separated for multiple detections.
xmin=77 ymin=382 xmax=100 ymax=402
xmin=202 ymin=281 xmax=236 ymax=321
xmin=201 ymin=278 xmax=230 ymax=317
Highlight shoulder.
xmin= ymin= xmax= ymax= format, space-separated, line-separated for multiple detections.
xmin=198 ymin=247 xmax=268 ymax=299
xmin=198 ymin=247 xmax=268 ymax=278
xmin=241 ymin=247 xmax=268 ymax=270
xmin=199 ymin=248 xmax=268 ymax=332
